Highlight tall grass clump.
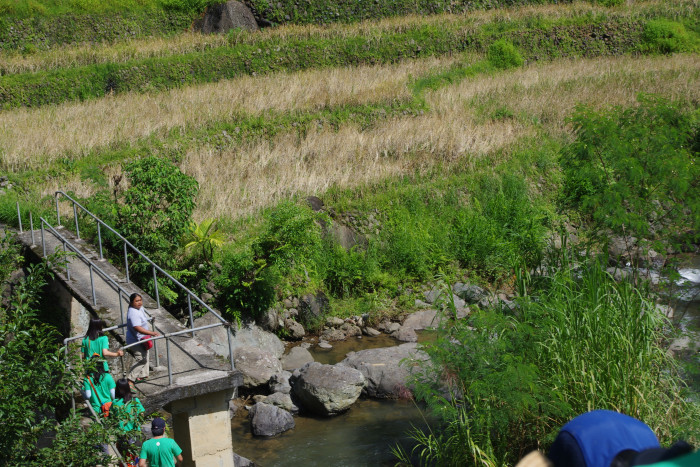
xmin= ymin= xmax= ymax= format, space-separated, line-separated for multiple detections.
xmin=400 ymin=258 xmax=699 ymax=465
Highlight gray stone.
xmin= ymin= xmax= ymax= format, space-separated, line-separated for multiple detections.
xmin=284 ymin=318 xmax=306 ymax=340
xmin=414 ymin=299 xmax=431 ymax=308
xmin=362 ymin=327 xmax=381 ymax=337
xmin=281 ymin=346 xmax=314 ymax=371
xmin=306 ymin=196 xmax=324 ymax=211
xmin=339 ymin=343 xmax=428 ymax=398
xmin=299 ymin=292 xmax=330 ymax=326
xmin=228 ymin=322 xmax=285 ymax=359
xmin=265 ymin=392 xmax=299 ymax=414
xmin=253 ymin=394 xmax=267 ymax=404
xmin=234 ymin=452 xmax=256 ymax=467
xmin=234 ymin=346 xmax=283 ymax=388
xmin=283 ymin=298 xmax=294 ymax=309
xmin=340 ymin=322 xmax=361 ymax=337
xmin=198 ymin=1 xmax=259 ymax=34
xmin=249 ymin=402 xmax=294 ymax=437
xmin=320 ymin=328 xmax=346 ymax=342
xmin=259 ymin=308 xmax=279 ymax=332
xmin=452 ymin=283 xmax=487 ymax=304
xmin=318 ymin=341 xmax=333 ymax=350
xmin=291 ymin=362 xmax=365 ymax=416
xmin=326 ymin=316 xmax=344 ymax=327
xmin=269 ymin=371 xmax=292 ymax=394
xmin=394 ymin=327 xmax=417 ymax=342
xmin=423 ymin=287 xmax=441 ymax=304
xmin=329 ymin=222 xmax=367 ymax=251
xmin=385 ymin=322 xmax=401 ymax=333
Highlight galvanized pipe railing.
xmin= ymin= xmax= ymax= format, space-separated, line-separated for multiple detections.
xmin=45 ymin=217 xmax=160 ymax=367
xmin=54 ymin=191 xmax=229 ymax=335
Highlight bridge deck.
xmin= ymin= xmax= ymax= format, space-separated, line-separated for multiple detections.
xmin=18 ymin=226 xmax=241 ymax=411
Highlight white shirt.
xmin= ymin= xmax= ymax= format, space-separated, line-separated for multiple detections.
xmin=126 ymin=306 xmax=149 ymax=345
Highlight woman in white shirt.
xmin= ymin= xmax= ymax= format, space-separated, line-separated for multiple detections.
xmin=126 ymin=293 xmax=159 ymax=382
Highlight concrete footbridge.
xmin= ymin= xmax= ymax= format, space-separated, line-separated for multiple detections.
xmin=15 ymin=193 xmax=243 ymax=467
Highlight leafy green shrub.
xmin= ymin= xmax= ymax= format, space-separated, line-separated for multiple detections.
xmin=159 ymin=0 xmax=221 ymax=13
xmin=640 ymin=19 xmax=697 ymax=54
xmin=560 ymin=95 xmax=700 ymax=248
xmin=487 ymin=39 xmax=524 ymax=69
xmin=118 ymin=156 xmax=198 ymax=270
xmin=214 ymin=246 xmax=276 ymax=319
xmin=321 ymin=239 xmax=381 ymax=298
xmin=215 ymin=202 xmax=323 ymax=319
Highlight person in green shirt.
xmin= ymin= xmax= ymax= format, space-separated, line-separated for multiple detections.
xmin=113 ymin=378 xmax=145 ymax=467
xmin=82 ymin=318 xmax=123 ymax=372
xmin=81 ymin=363 xmax=115 ymax=416
xmin=139 ymin=418 xmax=183 ymax=467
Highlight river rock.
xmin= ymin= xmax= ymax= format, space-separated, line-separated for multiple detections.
xmin=234 ymin=452 xmax=256 ymax=467
xmin=284 ymin=318 xmax=306 ymax=340
xmin=291 ymin=362 xmax=365 ymax=416
xmin=299 ymin=292 xmax=330 ymax=326
xmin=281 ymin=346 xmax=314 ymax=371
xmin=394 ymin=309 xmax=441 ymax=342
xmin=224 ymin=321 xmax=285 ymax=358
xmin=339 ymin=343 xmax=428 ymax=398
xmin=234 ymin=346 xmax=283 ymax=388
xmin=259 ymin=307 xmax=280 ymax=332
xmin=249 ymin=402 xmax=295 ymax=437
xmin=326 ymin=316 xmax=344 ymax=327
xmin=318 ymin=341 xmax=333 ymax=349
xmin=269 ymin=371 xmax=292 ymax=394
xmin=362 ymin=327 xmax=381 ymax=337
xmin=452 ymin=282 xmax=487 ymax=304
xmin=340 ymin=322 xmax=362 ymax=337
xmin=265 ymin=392 xmax=299 ymax=414
xmin=320 ymin=327 xmax=346 ymax=342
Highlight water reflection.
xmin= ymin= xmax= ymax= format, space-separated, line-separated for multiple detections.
xmin=231 ymin=399 xmax=431 ymax=466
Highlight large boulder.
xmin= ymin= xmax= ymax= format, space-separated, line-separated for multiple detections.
xmin=268 ymin=371 xmax=292 ymax=394
xmin=339 ymin=343 xmax=428 ymax=398
xmin=394 ymin=309 xmax=442 ymax=342
xmin=197 ymin=1 xmax=259 ymax=34
xmin=265 ymin=392 xmax=299 ymax=414
xmin=230 ymin=322 xmax=285 ymax=359
xmin=234 ymin=346 xmax=282 ymax=388
xmin=452 ymin=282 xmax=487 ymax=304
xmin=291 ymin=362 xmax=365 ymax=416
xmin=248 ymin=402 xmax=294 ymax=437
xmin=298 ymin=292 xmax=330 ymax=326
xmin=284 ymin=318 xmax=306 ymax=340
xmin=281 ymin=346 xmax=314 ymax=371
xmin=193 ymin=315 xmax=285 ymax=360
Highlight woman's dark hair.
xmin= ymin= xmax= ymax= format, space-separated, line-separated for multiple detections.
xmin=86 ymin=318 xmax=105 ymax=341
xmin=129 ymin=293 xmax=142 ymax=308
xmin=87 ymin=361 xmax=107 ymax=385
xmin=115 ymin=378 xmax=132 ymax=402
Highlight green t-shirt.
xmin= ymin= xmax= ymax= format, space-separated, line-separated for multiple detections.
xmin=82 ymin=373 xmax=115 ymax=414
xmin=82 ymin=335 xmax=110 ymax=371
xmin=112 ymin=397 xmax=144 ymax=433
xmin=139 ymin=437 xmax=182 ymax=467
xmin=646 ymin=451 xmax=700 ymax=467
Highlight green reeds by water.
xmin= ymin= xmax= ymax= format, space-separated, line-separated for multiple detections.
xmin=400 ymin=258 xmax=699 ymax=466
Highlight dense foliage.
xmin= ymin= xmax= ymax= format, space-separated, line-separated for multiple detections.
xmin=560 ymin=96 xmax=700 ymax=253
xmin=0 ymin=245 xmax=124 ymax=465
xmin=397 ymin=259 xmax=698 ymax=466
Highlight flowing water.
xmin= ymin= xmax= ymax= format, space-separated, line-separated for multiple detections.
xmin=231 ymin=398 xmax=431 ymax=466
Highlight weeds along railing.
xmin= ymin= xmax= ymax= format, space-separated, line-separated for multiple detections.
xmin=50 ymin=191 xmax=231 ymax=339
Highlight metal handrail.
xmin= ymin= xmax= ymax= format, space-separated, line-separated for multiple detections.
xmin=54 ymin=190 xmax=229 ymax=333
xmin=42 ymin=216 xmax=236 ymax=383
xmin=43 ymin=217 xmax=161 ymax=369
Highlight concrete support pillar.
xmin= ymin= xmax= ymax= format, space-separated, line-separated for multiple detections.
xmin=168 ymin=388 xmax=236 ymax=467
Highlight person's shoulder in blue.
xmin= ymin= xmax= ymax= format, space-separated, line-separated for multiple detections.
xmin=138 ymin=417 xmax=183 ymax=467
